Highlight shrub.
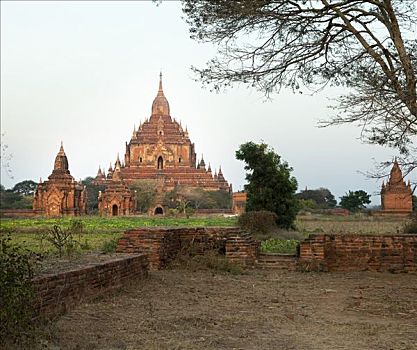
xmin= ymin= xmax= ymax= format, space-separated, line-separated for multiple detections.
xmin=237 ymin=210 xmax=278 ymax=235
xmin=101 ymin=237 xmax=119 ymax=254
xmin=41 ymin=220 xmax=85 ymax=257
xmin=403 ymin=218 xmax=417 ymax=234
xmin=0 ymin=232 xmax=35 ymax=345
xmin=260 ymin=239 xmax=299 ymax=254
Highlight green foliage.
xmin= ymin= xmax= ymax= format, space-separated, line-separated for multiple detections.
xmin=339 ymin=190 xmax=371 ymax=213
xmin=296 ymin=188 xmax=337 ymax=208
xmin=41 ymin=220 xmax=85 ymax=257
xmin=237 ymin=210 xmax=277 ymax=235
xmin=129 ymin=180 xmax=158 ymax=213
xmin=100 ymin=237 xmax=119 ymax=254
xmin=164 ymin=185 xmax=231 ymax=213
xmin=12 ymin=180 xmax=37 ymax=196
xmin=298 ymin=199 xmax=317 ymax=210
xmin=0 ymin=187 xmax=33 ymax=209
xmin=0 ymin=232 xmax=35 ymax=345
xmin=236 ymin=142 xmax=299 ymax=229
xmin=412 ymin=195 xmax=417 ymax=212
xmin=81 ymin=177 xmax=105 ymax=214
xmin=260 ymin=239 xmax=299 ymax=254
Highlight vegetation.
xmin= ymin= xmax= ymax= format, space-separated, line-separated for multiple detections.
xmin=237 ymin=210 xmax=277 ymax=235
xmin=296 ymin=188 xmax=337 ymax=209
xmin=0 ymin=232 xmax=35 ymax=346
xmin=0 ymin=183 xmax=34 ymax=209
xmin=129 ymin=180 xmax=158 ymax=214
xmin=41 ymin=220 xmax=85 ymax=257
xmin=340 ymin=190 xmax=371 ymax=213
xmin=260 ymin=239 xmax=299 ymax=254
xmin=0 ymin=216 xmax=237 ymax=255
xmin=164 ymin=185 xmax=231 ymax=214
xmin=236 ymin=142 xmax=298 ymax=229
xmin=81 ymin=177 xmax=105 ymax=214
xmin=183 ymin=0 xmax=417 ymax=169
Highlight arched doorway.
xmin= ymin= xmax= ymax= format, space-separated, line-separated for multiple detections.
xmin=154 ymin=206 xmax=164 ymax=215
xmin=112 ymin=204 xmax=119 ymax=216
xmin=157 ymin=156 xmax=163 ymax=170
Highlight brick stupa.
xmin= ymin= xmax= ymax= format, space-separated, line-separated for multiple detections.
xmin=380 ymin=159 xmax=413 ymax=216
xmin=33 ymin=143 xmax=87 ymax=216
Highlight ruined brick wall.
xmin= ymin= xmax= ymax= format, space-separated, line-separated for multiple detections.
xmin=32 ymin=254 xmax=148 ymax=318
xmin=116 ymin=227 xmax=258 ymax=269
xmin=298 ymin=234 xmax=417 ymax=272
xmin=0 ymin=209 xmax=41 ymax=218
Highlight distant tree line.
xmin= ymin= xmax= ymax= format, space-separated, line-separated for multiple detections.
xmin=0 ymin=180 xmax=37 ymax=209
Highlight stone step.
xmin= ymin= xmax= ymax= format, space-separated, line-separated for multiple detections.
xmin=257 ymin=253 xmax=297 ymax=270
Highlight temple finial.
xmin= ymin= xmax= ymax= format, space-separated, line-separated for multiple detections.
xmin=159 ymin=71 xmax=163 ymax=92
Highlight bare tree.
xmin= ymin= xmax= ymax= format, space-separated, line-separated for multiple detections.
xmin=183 ymin=0 xmax=417 ymax=167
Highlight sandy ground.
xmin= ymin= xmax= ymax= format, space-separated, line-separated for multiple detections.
xmin=45 ymin=268 xmax=417 ymax=350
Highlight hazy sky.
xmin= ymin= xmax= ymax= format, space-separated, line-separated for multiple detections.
xmin=1 ymin=1 xmax=412 ymax=205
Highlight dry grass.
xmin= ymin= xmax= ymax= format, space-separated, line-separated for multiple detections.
xmin=41 ymin=269 xmax=417 ymax=350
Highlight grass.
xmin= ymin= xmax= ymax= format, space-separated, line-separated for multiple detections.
xmin=0 ymin=216 xmax=237 ymax=255
xmin=260 ymin=239 xmax=299 ymax=254
xmin=1 ymin=214 xmax=410 ymax=256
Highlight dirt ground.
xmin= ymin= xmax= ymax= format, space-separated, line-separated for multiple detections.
xmin=42 ymin=268 xmax=417 ymax=350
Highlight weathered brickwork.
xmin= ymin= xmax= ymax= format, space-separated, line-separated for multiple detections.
xmin=96 ymin=75 xmax=231 ymax=216
xmin=298 ymin=234 xmax=417 ymax=273
xmin=116 ymin=227 xmax=258 ymax=269
xmin=32 ymin=254 xmax=148 ymax=318
xmin=232 ymin=192 xmax=247 ymax=215
xmin=380 ymin=160 xmax=413 ymax=215
xmin=33 ymin=143 xmax=87 ymax=217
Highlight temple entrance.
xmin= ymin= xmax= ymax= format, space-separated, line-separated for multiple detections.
xmin=157 ymin=156 xmax=163 ymax=170
xmin=112 ymin=204 xmax=119 ymax=216
xmin=154 ymin=206 xmax=164 ymax=215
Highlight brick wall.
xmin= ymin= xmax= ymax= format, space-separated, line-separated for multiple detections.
xmin=32 ymin=254 xmax=148 ymax=318
xmin=116 ymin=227 xmax=258 ymax=269
xmin=0 ymin=209 xmax=41 ymax=218
xmin=298 ymin=234 xmax=417 ymax=272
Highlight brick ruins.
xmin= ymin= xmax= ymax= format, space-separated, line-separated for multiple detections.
xmin=33 ymin=143 xmax=86 ymax=216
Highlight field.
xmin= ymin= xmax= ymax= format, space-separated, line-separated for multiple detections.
xmin=43 ymin=268 xmax=417 ymax=350
xmin=0 ymin=214 xmax=411 ymax=257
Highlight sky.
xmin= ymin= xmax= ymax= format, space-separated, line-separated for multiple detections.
xmin=1 ymin=1 xmax=412 ymax=205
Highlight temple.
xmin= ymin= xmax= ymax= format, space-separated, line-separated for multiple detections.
xmin=96 ymin=74 xmax=231 ymax=215
xmin=380 ymin=159 xmax=413 ymax=216
xmin=33 ymin=143 xmax=87 ymax=216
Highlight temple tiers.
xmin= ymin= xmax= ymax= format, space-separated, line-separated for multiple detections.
xmin=96 ymin=74 xmax=231 ymax=215
xmin=33 ymin=143 xmax=87 ymax=216
xmin=380 ymin=159 xmax=413 ymax=215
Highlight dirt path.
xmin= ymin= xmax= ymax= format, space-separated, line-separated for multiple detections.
xmin=47 ymin=269 xmax=417 ymax=350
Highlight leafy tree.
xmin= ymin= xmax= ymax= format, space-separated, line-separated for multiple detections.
xmin=236 ymin=141 xmax=298 ymax=229
xmin=0 ymin=186 xmax=33 ymax=209
xmin=296 ymin=188 xmax=337 ymax=209
xmin=340 ymin=190 xmax=371 ymax=212
xmin=412 ymin=195 xmax=417 ymax=212
xmin=81 ymin=177 xmax=105 ymax=214
xmin=183 ymin=0 xmax=417 ymax=163
xmin=163 ymin=185 xmax=231 ymax=212
xmin=11 ymin=180 xmax=37 ymax=196
xmin=129 ymin=180 xmax=158 ymax=213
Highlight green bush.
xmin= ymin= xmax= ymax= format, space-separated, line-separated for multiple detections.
xmin=260 ymin=239 xmax=299 ymax=254
xmin=41 ymin=220 xmax=85 ymax=257
xmin=403 ymin=218 xmax=417 ymax=234
xmin=101 ymin=237 xmax=119 ymax=254
xmin=0 ymin=232 xmax=35 ymax=346
xmin=237 ymin=210 xmax=278 ymax=235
